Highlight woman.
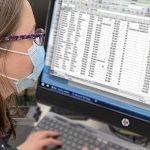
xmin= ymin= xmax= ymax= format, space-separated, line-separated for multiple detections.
xmin=0 ymin=0 xmax=99 ymax=150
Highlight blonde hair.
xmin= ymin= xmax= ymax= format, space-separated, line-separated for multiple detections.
xmin=0 ymin=0 xmax=24 ymax=137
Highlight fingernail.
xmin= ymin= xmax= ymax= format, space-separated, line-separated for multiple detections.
xmin=60 ymin=142 xmax=64 ymax=145
xmin=56 ymin=131 xmax=61 ymax=134
xmin=52 ymin=131 xmax=60 ymax=134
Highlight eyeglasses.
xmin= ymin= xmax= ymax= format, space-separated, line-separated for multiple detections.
xmin=0 ymin=28 xmax=45 ymax=46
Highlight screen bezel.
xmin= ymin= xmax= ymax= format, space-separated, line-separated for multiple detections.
xmin=36 ymin=0 xmax=150 ymax=138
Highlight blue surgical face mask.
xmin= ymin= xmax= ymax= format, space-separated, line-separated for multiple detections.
xmin=0 ymin=42 xmax=45 ymax=93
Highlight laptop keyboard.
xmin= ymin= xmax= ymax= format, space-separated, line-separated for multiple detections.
xmin=35 ymin=112 xmax=147 ymax=150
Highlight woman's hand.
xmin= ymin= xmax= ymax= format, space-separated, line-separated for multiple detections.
xmin=17 ymin=130 xmax=63 ymax=150
xmin=82 ymin=147 xmax=99 ymax=150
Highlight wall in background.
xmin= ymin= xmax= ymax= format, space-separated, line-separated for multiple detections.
xmin=28 ymin=0 xmax=50 ymax=29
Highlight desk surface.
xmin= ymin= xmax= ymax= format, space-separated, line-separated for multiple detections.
xmin=37 ymin=103 xmax=150 ymax=149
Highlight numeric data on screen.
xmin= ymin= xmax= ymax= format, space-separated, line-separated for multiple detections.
xmin=50 ymin=0 xmax=150 ymax=103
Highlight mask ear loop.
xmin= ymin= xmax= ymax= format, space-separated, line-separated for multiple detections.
xmin=0 ymin=73 xmax=18 ymax=81
xmin=0 ymin=47 xmax=28 ymax=56
xmin=0 ymin=47 xmax=28 ymax=81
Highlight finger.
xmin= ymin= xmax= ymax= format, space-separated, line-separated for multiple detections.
xmin=39 ymin=138 xmax=64 ymax=147
xmin=34 ymin=130 xmax=61 ymax=138
xmin=82 ymin=147 xmax=89 ymax=150
xmin=81 ymin=147 xmax=99 ymax=150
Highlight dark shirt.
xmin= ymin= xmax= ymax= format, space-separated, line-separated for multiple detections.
xmin=0 ymin=133 xmax=17 ymax=150
xmin=0 ymin=139 xmax=17 ymax=150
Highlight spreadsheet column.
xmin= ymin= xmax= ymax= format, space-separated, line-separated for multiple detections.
xmin=119 ymin=22 xmax=150 ymax=94
xmin=51 ymin=10 xmax=71 ymax=72
xmin=111 ymin=20 xmax=128 ymax=87
xmin=93 ymin=17 xmax=114 ymax=84
xmin=69 ymin=12 xmax=90 ymax=78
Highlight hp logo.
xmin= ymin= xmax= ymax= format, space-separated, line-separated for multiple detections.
xmin=121 ymin=118 xmax=130 ymax=127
